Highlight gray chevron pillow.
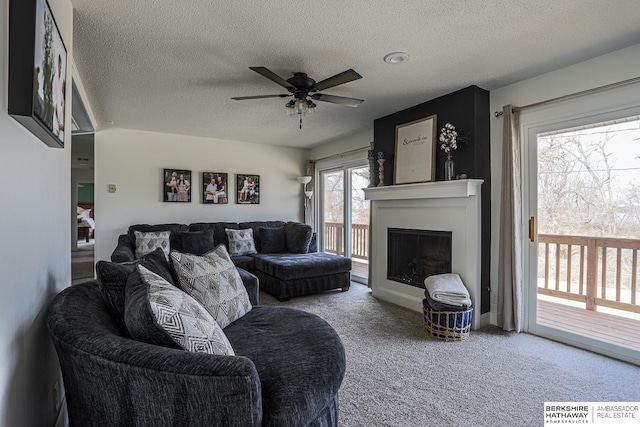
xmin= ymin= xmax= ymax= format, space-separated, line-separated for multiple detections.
xmin=125 ymin=265 xmax=234 ymax=355
xmin=134 ymin=230 xmax=171 ymax=259
xmin=170 ymin=244 xmax=252 ymax=328
xmin=225 ymin=228 xmax=257 ymax=256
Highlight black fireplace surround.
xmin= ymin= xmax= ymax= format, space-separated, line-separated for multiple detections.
xmin=387 ymin=228 xmax=452 ymax=288
xmin=374 ymin=85 xmax=490 ymax=314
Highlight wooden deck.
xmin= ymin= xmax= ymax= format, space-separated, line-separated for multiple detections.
xmin=537 ymin=299 xmax=640 ymax=352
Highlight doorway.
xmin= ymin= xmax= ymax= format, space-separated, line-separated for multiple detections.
xmin=319 ymin=164 xmax=370 ymax=283
xmin=71 ymin=133 xmax=95 ymax=283
xmin=527 ymin=115 xmax=640 ymax=363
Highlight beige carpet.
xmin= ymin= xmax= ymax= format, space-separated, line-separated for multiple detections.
xmin=260 ymin=283 xmax=640 ymax=427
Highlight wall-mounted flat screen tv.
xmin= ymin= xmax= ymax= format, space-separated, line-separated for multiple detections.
xmin=8 ymin=0 xmax=67 ymax=148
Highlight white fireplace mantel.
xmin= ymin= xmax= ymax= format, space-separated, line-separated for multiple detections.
xmin=364 ymin=179 xmax=488 ymax=330
xmin=364 ymin=179 xmax=482 ymax=201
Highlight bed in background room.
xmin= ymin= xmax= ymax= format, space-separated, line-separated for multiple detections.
xmin=77 ymin=203 xmax=94 ymax=242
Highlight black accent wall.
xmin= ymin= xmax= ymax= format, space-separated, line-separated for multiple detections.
xmin=373 ymin=85 xmax=491 ymax=314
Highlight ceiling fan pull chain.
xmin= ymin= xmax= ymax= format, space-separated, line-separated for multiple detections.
xmin=299 ymin=115 xmax=302 ymax=130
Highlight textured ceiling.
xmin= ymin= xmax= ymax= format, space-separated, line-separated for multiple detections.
xmin=71 ymin=0 xmax=640 ymax=148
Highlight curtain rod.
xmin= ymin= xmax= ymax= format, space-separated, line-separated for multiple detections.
xmin=312 ymin=145 xmax=371 ymax=162
xmin=494 ymin=75 xmax=640 ymax=118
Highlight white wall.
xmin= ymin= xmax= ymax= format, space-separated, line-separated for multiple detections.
xmin=0 ymin=0 xmax=73 ymax=425
xmin=489 ymin=42 xmax=640 ymax=325
xmin=94 ymin=128 xmax=309 ymax=262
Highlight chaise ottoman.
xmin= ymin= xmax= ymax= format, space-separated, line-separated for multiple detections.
xmin=252 ymin=252 xmax=352 ymax=301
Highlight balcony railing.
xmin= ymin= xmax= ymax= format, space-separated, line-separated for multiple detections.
xmin=538 ymin=233 xmax=640 ymax=314
xmin=324 ymin=222 xmax=369 ymax=260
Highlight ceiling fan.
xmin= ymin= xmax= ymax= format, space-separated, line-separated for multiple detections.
xmin=232 ymin=67 xmax=364 ymax=129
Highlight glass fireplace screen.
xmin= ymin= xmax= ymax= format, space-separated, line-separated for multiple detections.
xmin=387 ymin=228 xmax=452 ymax=288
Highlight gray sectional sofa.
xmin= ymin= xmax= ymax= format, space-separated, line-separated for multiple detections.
xmin=111 ymin=220 xmax=352 ymax=301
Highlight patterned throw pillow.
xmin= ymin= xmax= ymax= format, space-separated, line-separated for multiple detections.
xmin=225 ymin=228 xmax=257 ymax=256
xmin=135 ymin=230 xmax=171 ymax=259
xmin=125 ymin=265 xmax=234 ymax=355
xmin=170 ymin=245 xmax=252 ymax=328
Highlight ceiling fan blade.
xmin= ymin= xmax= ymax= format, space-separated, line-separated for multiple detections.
xmin=249 ymin=67 xmax=294 ymax=89
xmin=313 ymin=69 xmax=362 ymax=91
xmin=311 ymin=93 xmax=363 ymax=107
xmin=231 ymin=94 xmax=290 ymax=100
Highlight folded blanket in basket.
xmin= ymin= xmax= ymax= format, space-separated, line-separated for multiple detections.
xmin=424 ymin=273 xmax=471 ymax=308
xmin=424 ymin=291 xmax=468 ymax=312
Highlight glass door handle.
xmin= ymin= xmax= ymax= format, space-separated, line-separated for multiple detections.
xmin=529 ymin=216 xmax=536 ymax=243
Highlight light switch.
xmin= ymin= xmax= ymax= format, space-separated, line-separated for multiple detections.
xmin=108 ymin=184 xmax=116 ymax=193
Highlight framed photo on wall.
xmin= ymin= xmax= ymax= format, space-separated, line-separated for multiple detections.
xmin=236 ymin=174 xmax=260 ymax=204
xmin=163 ymin=169 xmax=191 ymax=202
xmin=393 ymin=114 xmax=437 ymax=184
xmin=8 ymin=0 xmax=68 ymax=148
xmin=202 ymin=172 xmax=228 ymax=204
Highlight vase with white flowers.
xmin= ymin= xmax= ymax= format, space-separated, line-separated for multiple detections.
xmin=439 ymin=123 xmax=458 ymax=180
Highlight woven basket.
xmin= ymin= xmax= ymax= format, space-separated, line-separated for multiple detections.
xmin=423 ymin=305 xmax=473 ymax=342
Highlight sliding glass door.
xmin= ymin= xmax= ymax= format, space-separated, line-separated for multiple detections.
xmin=319 ymin=164 xmax=370 ymax=283
xmin=322 ymin=168 xmax=345 ymax=256
xmin=526 ymin=113 xmax=640 ymax=364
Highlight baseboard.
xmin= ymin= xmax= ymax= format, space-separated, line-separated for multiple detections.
xmin=54 ymin=396 xmax=68 ymax=427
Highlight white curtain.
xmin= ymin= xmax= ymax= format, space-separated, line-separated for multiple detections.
xmin=497 ymin=105 xmax=523 ymax=332
xmin=304 ymin=160 xmax=315 ymax=229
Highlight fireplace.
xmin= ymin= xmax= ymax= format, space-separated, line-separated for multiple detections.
xmin=364 ymin=179 xmax=487 ymax=330
xmin=387 ymin=228 xmax=452 ymax=288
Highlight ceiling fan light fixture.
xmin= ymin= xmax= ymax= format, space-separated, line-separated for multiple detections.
xmin=305 ymin=100 xmax=316 ymax=115
xmin=286 ymin=100 xmax=296 ymax=117
xmin=384 ymin=52 xmax=410 ymax=64
xmin=286 ymin=99 xmax=316 ymax=117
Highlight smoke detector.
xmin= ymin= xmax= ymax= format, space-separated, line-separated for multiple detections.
xmin=384 ymin=52 xmax=410 ymax=64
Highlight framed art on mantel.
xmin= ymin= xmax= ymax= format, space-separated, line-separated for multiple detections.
xmin=393 ymin=114 xmax=437 ymax=185
xmin=8 ymin=0 xmax=68 ymax=148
